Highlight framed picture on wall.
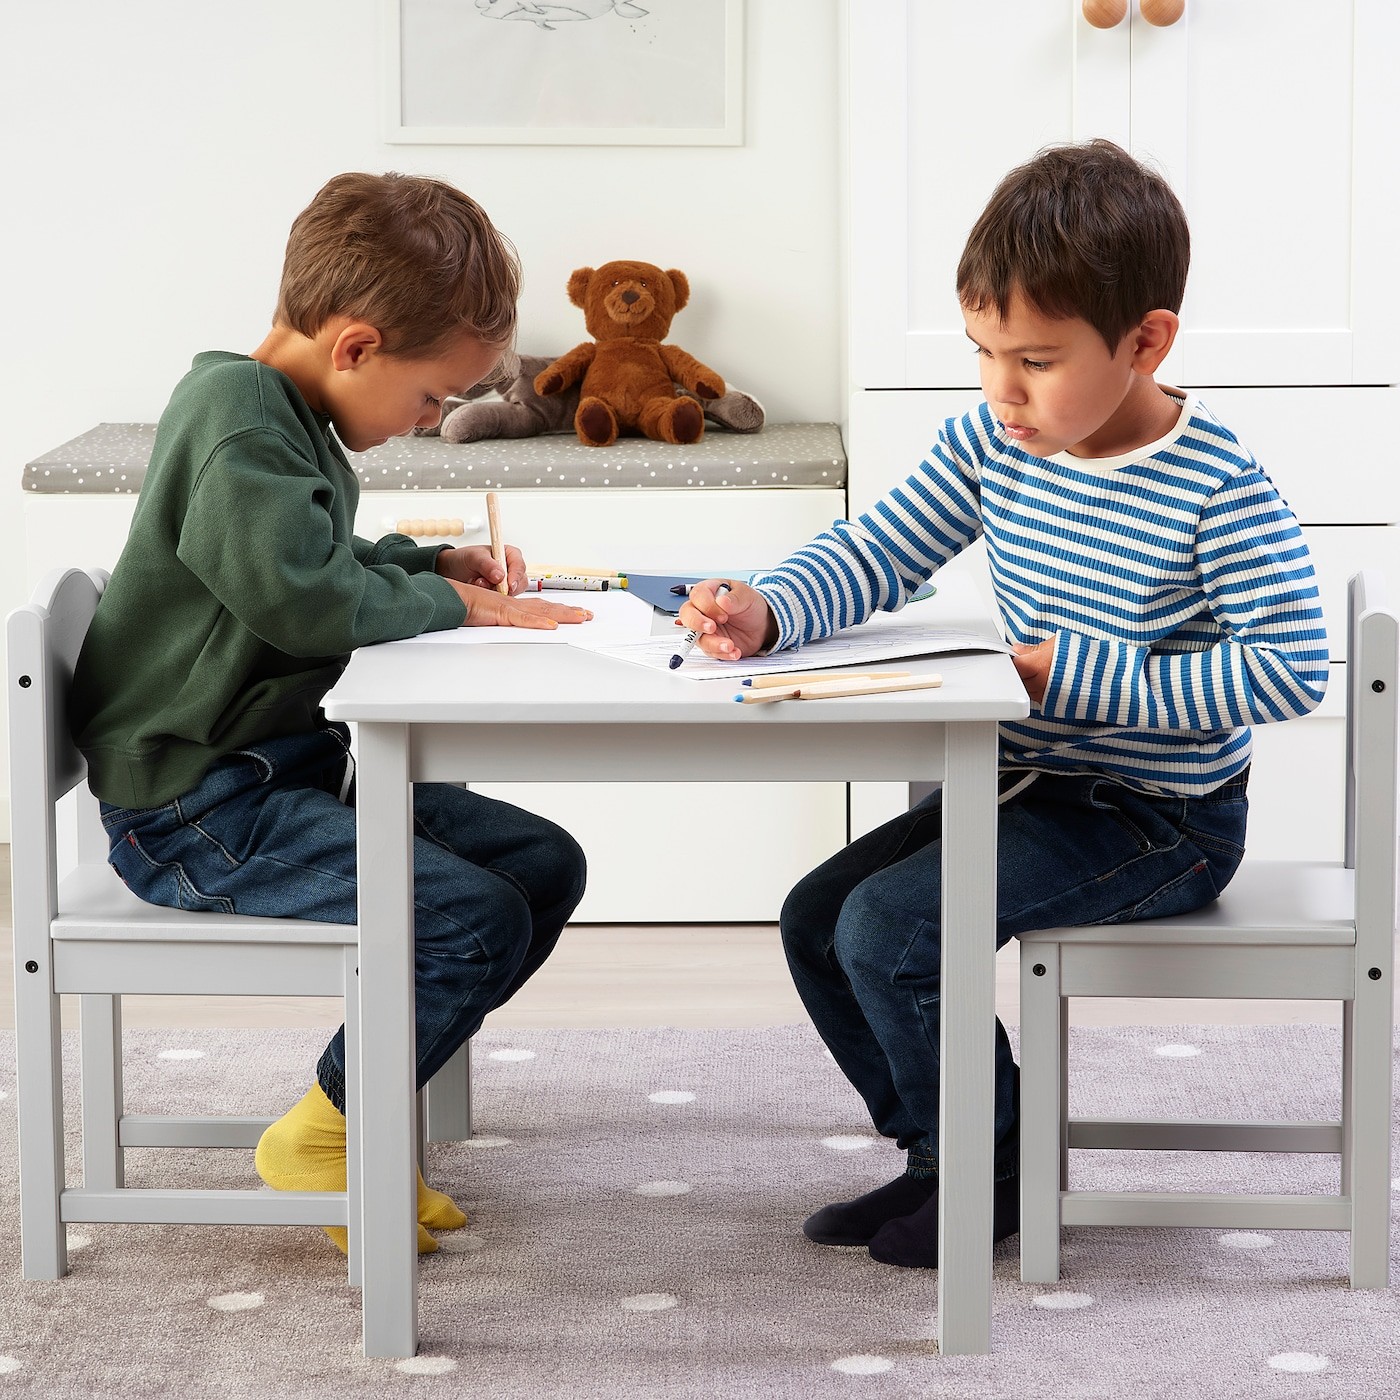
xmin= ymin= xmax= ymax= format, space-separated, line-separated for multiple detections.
xmin=384 ymin=0 xmax=744 ymax=146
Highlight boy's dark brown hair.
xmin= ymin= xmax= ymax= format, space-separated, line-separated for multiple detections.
xmin=956 ymin=139 xmax=1189 ymax=353
xmin=274 ymin=172 xmax=521 ymax=357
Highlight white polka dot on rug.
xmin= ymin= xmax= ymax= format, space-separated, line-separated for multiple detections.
xmin=0 ymin=1358 xmax=22 ymax=1375
xmin=620 ymin=1292 xmax=679 ymax=1312
xmin=1033 ymin=1292 xmax=1094 ymax=1309
xmin=158 ymin=1048 xmax=206 ymax=1061
xmin=438 ymin=1233 xmax=485 ymax=1254
xmin=648 ymin=1091 xmax=695 ymax=1105
xmin=1268 ymin=1353 xmax=1329 ymax=1374
xmin=394 ymin=1356 xmax=457 ymax=1375
xmin=460 ymin=1136 xmax=513 ymax=1148
xmin=822 ymin=1134 xmax=876 ymax=1152
xmin=832 ymin=1355 xmax=894 ymax=1375
xmin=487 ymin=1048 xmax=535 ymax=1062
xmin=66 ymin=1233 xmax=92 ymax=1253
xmin=635 ymin=1180 xmax=691 ymax=1197
xmin=207 ymin=1291 xmax=264 ymax=1312
xmin=1218 ymin=1232 xmax=1273 ymax=1250
xmin=1154 ymin=1043 xmax=1201 ymax=1058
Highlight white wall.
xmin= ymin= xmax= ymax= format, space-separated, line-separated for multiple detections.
xmin=0 ymin=0 xmax=842 ymax=839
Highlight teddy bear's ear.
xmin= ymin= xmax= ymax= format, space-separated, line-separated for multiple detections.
xmin=567 ymin=268 xmax=595 ymax=308
xmin=666 ymin=270 xmax=690 ymax=312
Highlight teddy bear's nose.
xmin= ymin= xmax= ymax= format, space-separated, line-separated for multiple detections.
xmin=621 ymin=289 xmax=640 ymax=305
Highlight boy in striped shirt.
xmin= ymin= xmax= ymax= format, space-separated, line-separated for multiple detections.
xmin=678 ymin=140 xmax=1326 ymax=1268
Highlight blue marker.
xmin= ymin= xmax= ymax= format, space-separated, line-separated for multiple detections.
xmin=669 ymin=583 xmax=731 ymax=670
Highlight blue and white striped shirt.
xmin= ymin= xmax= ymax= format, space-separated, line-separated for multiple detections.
xmin=754 ymin=393 xmax=1328 ymax=797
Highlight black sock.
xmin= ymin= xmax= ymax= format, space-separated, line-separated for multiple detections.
xmin=801 ymin=1173 xmax=939 ymax=1247
xmin=865 ymin=1172 xmax=1019 ymax=1269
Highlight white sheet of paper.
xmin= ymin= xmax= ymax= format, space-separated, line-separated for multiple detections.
xmin=386 ymin=586 xmax=655 ymax=647
xmin=588 ymin=601 xmax=1012 ymax=680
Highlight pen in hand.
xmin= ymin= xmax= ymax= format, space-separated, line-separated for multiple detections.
xmin=670 ymin=583 xmax=731 ymax=670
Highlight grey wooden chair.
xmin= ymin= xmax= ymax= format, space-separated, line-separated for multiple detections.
xmin=7 ymin=567 xmax=470 ymax=1285
xmin=1018 ymin=572 xmax=1398 ymax=1288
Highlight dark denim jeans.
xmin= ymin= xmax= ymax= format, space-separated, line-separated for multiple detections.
xmin=100 ymin=723 xmax=586 ymax=1111
xmin=780 ymin=768 xmax=1249 ymax=1180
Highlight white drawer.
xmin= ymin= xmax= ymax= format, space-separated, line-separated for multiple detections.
xmin=847 ymin=386 xmax=1400 ymax=527
xmin=354 ymin=487 xmax=846 ymax=574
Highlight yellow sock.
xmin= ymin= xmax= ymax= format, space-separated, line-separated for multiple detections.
xmin=418 ymin=1175 xmax=468 ymax=1232
xmin=255 ymin=1083 xmax=440 ymax=1255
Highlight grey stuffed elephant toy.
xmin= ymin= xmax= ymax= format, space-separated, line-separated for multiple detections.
xmin=420 ymin=354 xmax=765 ymax=443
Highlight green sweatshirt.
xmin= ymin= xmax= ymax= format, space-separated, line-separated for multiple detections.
xmin=69 ymin=352 xmax=467 ymax=808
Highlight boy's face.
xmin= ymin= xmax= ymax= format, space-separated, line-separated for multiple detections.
xmin=963 ymin=292 xmax=1158 ymax=459
xmin=325 ymin=329 xmax=500 ymax=454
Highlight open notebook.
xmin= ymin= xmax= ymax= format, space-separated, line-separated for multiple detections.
xmin=577 ymin=595 xmax=1010 ymax=681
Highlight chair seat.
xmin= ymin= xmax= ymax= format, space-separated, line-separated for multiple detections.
xmin=1019 ymin=860 xmax=1356 ymax=947
xmin=54 ymin=863 xmax=354 ymax=945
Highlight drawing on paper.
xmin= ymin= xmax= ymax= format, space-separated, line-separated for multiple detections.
xmin=475 ymin=1 xmax=650 ymax=30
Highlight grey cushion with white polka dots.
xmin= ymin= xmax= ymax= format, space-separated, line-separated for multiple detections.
xmin=23 ymin=422 xmax=846 ymax=494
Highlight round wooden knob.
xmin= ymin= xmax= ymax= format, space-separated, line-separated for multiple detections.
xmin=1139 ymin=0 xmax=1185 ymax=25
xmin=1082 ymin=0 xmax=1128 ymax=27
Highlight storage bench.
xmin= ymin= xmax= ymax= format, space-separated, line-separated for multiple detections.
xmin=23 ymin=423 xmax=851 ymax=923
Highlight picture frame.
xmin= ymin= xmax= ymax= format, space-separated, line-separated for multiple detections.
xmin=383 ymin=0 xmax=744 ymax=147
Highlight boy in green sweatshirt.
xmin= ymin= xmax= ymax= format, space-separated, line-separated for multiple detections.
xmin=70 ymin=171 xmax=590 ymax=1255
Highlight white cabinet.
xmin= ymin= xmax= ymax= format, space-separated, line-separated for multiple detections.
xmin=848 ymin=0 xmax=1399 ymax=389
xmin=23 ymin=484 xmax=850 ymax=924
xmin=843 ymin=0 xmax=1399 ymax=855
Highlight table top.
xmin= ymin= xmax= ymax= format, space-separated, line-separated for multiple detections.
xmin=323 ymin=577 xmax=1029 ymax=728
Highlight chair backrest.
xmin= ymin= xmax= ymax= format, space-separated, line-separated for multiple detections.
xmin=7 ymin=568 xmax=111 ymax=928
xmin=1345 ymin=572 xmax=1400 ymax=973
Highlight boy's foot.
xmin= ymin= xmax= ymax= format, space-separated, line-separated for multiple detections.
xmin=802 ymin=1173 xmax=940 ymax=1247
xmin=866 ymin=1172 xmax=1020 ymax=1269
xmin=255 ymin=1083 xmax=454 ymax=1255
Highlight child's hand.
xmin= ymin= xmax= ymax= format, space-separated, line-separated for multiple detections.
xmin=435 ymin=543 xmax=527 ymax=595
xmin=445 ymin=580 xmax=592 ymax=630
xmin=675 ymin=579 xmax=777 ymax=660
xmin=1011 ymin=639 xmax=1054 ymax=704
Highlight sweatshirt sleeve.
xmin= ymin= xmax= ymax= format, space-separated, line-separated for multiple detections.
xmin=176 ymin=428 xmax=466 ymax=656
xmin=1039 ymin=467 xmax=1329 ymax=729
xmin=755 ymin=418 xmax=983 ymax=650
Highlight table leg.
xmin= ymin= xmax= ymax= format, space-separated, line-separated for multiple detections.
xmin=935 ymin=721 xmax=998 ymax=1355
xmin=355 ymin=722 xmax=419 ymax=1358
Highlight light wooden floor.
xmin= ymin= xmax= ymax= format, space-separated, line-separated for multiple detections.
xmin=0 ymin=845 xmax=1342 ymax=1031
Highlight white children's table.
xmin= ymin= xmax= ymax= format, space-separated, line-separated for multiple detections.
xmin=321 ymin=577 xmax=1028 ymax=1358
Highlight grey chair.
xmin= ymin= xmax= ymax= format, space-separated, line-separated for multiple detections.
xmin=1018 ymin=572 xmax=1398 ymax=1288
xmin=7 ymin=566 xmax=470 ymax=1286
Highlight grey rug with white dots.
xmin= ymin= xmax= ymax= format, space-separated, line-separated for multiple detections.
xmin=0 ymin=1024 xmax=1397 ymax=1398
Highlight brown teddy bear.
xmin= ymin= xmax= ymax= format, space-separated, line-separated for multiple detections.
xmin=427 ymin=353 xmax=764 ymax=443
xmin=535 ymin=261 xmax=726 ymax=447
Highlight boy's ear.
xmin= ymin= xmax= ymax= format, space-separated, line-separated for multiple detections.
xmin=1130 ymin=309 xmax=1179 ymax=374
xmin=329 ymin=321 xmax=384 ymax=372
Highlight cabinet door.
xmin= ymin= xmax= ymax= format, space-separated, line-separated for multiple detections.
xmin=847 ymin=0 xmax=1398 ymax=389
xmin=1138 ymin=0 xmax=1399 ymax=386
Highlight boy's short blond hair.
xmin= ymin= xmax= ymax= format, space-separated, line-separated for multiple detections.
xmin=957 ymin=139 xmax=1190 ymax=354
xmin=274 ymin=171 xmax=521 ymax=358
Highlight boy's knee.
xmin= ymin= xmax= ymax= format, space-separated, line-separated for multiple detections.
xmin=532 ymin=824 xmax=587 ymax=914
xmin=833 ymin=885 xmax=934 ymax=986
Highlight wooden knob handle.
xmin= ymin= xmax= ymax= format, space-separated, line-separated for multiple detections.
xmin=1139 ymin=0 xmax=1185 ymax=25
xmin=1082 ymin=0 xmax=1128 ymax=26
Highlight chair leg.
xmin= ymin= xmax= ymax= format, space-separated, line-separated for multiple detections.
xmin=1019 ymin=943 xmax=1064 ymax=1283
xmin=79 ymin=994 xmax=125 ymax=1190
xmin=1344 ymin=984 xmax=1394 ymax=1288
xmin=343 ymin=948 xmax=363 ymax=1289
xmin=422 ymin=1040 xmax=473 ymax=1143
xmin=14 ymin=958 xmax=69 ymax=1278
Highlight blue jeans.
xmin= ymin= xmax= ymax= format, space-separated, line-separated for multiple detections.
xmin=780 ymin=768 xmax=1249 ymax=1180
xmin=100 ymin=723 xmax=587 ymax=1112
